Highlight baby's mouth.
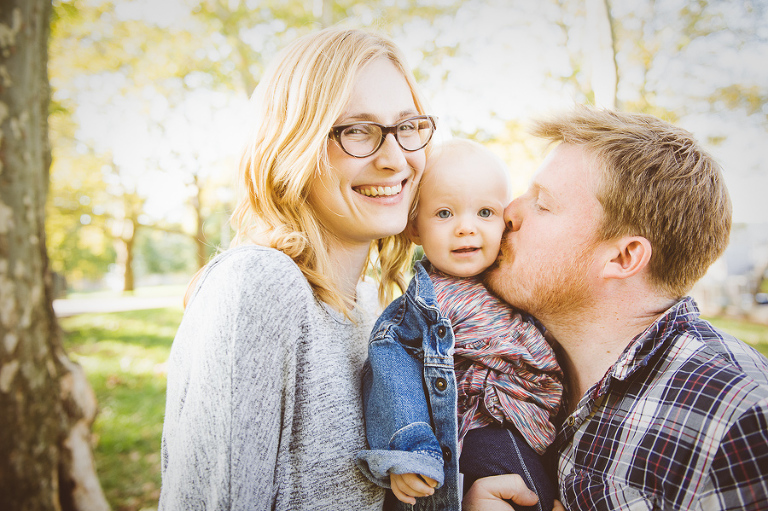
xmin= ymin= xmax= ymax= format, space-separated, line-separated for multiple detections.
xmin=453 ymin=247 xmax=479 ymax=254
xmin=355 ymin=181 xmax=403 ymax=197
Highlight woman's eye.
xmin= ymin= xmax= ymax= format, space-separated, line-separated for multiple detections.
xmin=437 ymin=209 xmax=452 ymax=219
xmin=534 ymin=202 xmax=549 ymax=212
xmin=343 ymin=125 xmax=373 ymax=137
xmin=478 ymin=208 xmax=493 ymax=218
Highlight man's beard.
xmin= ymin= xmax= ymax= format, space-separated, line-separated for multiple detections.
xmin=485 ymin=243 xmax=595 ymax=321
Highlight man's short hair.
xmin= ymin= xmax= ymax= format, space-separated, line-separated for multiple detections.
xmin=530 ymin=106 xmax=732 ymax=298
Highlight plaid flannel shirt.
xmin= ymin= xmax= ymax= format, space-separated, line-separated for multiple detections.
xmin=554 ymin=297 xmax=768 ymax=510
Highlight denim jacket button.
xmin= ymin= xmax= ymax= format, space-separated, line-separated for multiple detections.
xmin=435 ymin=377 xmax=447 ymax=391
xmin=441 ymin=445 xmax=452 ymax=461
xmin=437 ymin=326 xmax=447 ymax=337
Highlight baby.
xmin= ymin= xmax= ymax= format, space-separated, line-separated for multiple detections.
xmin=357 ymin=139 xmax=562 ymax=511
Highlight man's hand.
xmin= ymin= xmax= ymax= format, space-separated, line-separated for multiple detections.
xmin=462 ymin=474 xmax=565 ymax=511
xmin=390 ymin=473 xmax=438 ymax=505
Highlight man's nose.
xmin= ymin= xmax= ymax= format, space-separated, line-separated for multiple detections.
xmin=503 ymin=199 xmax=522 ymax=231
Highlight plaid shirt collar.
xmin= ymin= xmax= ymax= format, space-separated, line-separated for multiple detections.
xmin=555 ymin=297 xmax=696 ymax=440
xmin=606 ymin=297 xmax=696 ymax=383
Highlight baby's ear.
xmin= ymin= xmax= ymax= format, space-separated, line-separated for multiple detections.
xmin=405 ymin=221 xmax=421 ymax=245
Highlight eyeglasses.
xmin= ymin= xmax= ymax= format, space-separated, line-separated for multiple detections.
xmin=329 ymin=115 xmax=437 ymax=158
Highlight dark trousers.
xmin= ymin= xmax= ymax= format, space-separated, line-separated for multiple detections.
xmin=460 ymin=425 xmax=556 ymax=511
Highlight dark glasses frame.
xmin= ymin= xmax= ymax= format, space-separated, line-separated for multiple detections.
xmin=329 ymin=115 xmax=437 ymax=158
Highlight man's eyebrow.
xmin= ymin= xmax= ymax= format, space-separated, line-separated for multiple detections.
xmin=531 ymin=182 xmax=557 ymax=204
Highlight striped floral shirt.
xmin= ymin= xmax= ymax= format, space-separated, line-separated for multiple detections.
xmin=555 ymin=297 xmax=768 ymax=510
xmin=430 ymin=269 xmax=563 ymax=455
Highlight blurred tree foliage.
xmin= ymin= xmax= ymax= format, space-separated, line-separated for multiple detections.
xmin=46 ymin=0 xmax=462 ymax=292
xmin=46 ymin=118 xmax=115 ymax=281
xmin=46 ymin=0 xmax=767 ymax=293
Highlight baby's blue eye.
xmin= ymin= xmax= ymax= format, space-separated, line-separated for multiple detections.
xmin=437 ymin=209 xmax=452 ymax=219
xmin=478 ymin=208 xmax=492 ymax=218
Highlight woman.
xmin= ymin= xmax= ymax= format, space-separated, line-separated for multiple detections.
xmin=158 ymin=28 xmax=436 ymax=510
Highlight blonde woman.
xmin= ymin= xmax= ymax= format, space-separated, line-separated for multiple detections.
xmin=159 ymin=28 xmax=436 ymax=510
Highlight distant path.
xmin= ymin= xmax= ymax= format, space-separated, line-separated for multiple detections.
xmin=53 ymin=295 xmax=182 ymax=317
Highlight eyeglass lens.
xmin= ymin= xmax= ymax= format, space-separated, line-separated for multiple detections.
xmin=337 ymin=116 xmax=435 ymax=157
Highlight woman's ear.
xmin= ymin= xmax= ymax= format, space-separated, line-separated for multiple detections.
xmin=602 ymin=236 xmax=652 ymax=280
xmin=405 ymin=220 xmax=421 ymax=245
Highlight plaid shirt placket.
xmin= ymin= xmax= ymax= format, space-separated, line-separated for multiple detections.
xmin=554 ymin=297 xmax=768 ymax=510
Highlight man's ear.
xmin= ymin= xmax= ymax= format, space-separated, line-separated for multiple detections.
xmin=405 ymin=221 xmax=421 ymax=245
xmin=602 ymin=236 xmax=652 ymax=280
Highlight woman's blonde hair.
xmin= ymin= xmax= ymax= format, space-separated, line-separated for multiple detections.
xmin=229 ymin=27 xmax=428 ymax=312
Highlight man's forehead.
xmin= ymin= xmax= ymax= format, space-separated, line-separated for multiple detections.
xmin=531 ymin=145 xmax=602 ymax=206
xmin=529 ymin=181 xmax=551 ymax=197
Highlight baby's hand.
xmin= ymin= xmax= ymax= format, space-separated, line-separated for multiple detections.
xmin=390 ymin=473 xmax=438 ymax=505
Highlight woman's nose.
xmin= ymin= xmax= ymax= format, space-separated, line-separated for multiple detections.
xmin=374 ymin=133 xmax=408 ymax=171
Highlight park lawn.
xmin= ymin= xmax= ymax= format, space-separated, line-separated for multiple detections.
xmin=59 ymin=307 xmax=768 ymax=511
xmin=60 ymin=307 xmax=183 ymax=511
xmin=705 ymin=315 xmax=768 ymax=357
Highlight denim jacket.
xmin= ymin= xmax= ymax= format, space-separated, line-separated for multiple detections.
xmin=357 ymin=259 xmax=461 ymax=511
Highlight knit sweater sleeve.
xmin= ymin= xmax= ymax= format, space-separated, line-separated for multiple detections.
xmin=159 ymin=247 xmax=311 ymax=510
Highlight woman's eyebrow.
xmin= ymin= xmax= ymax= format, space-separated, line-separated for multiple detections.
xmin=337 ymin=113 xmax=377 ymax=123
xmin=338 ymin=109 xmax=419 ymax=123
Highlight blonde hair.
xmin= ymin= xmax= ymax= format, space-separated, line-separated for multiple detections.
xmin=229 ymin=28 xmax=428 ymax=312
xmin=530 ymin=106 xmax=732 ymax=298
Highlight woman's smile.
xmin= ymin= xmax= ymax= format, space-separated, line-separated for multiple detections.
xmin=354 ymin=179 xmax=405 ymax=197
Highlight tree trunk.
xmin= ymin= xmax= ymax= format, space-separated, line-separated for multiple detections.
xmin=315 ymin=0 xmax=334 ymax=27
xmin=191 ymin=174 xmax=207 ymax=269
xmin=113 ymin=200 xmax=138 ymax=293
xmin=123 ymin=219 xmax=135 ymax=292
xmin=586 ymin=0 xmax=619 ymax=108
xmin=0 ymin=1 xmax=108 ymax=510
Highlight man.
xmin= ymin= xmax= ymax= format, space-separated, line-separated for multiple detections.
xmin=467 ymin=106 xmax=768 ymax=510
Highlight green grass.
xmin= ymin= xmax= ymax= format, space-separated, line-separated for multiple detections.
xmin=59 ymin=306 xmax=768 ymax=510
xmin=705 ymin=316 xmax=768 ymax=358
xmin=65 ymin=285 xmax=188 ymax=300
xmin=60 ymin=307 xmax=183 ymax=511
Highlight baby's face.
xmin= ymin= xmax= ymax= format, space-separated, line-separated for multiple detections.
xmin=412 ymin=149 xmax=509 ymax=278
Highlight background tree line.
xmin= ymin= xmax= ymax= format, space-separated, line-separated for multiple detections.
xmin=47 ymin=0 xmax=767 ymax=294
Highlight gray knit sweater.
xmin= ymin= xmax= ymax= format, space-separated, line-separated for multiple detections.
xmin=159 ymin=246 xmax=386 ymax=510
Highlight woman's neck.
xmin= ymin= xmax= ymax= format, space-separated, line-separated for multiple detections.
xmin=325 ymin=239 xmax=370 ymax=305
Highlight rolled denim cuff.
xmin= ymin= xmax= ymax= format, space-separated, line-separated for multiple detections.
xmin=356 ymin=449 xmax=445 ymax=488
xmin=357 ymin=422 xmax=445 ymax=487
